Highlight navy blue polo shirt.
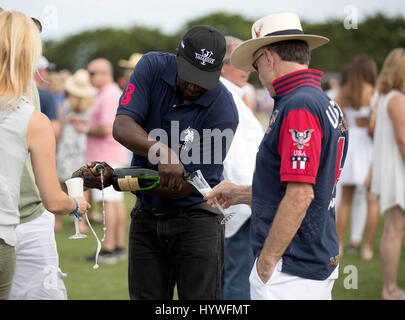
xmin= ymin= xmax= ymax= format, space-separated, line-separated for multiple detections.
xmin=251 ymin=69 xmax=349 ymax=280
xmin=116 ymin=52 xmax=238 ymax=208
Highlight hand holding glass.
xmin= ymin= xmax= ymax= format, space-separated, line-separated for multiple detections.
xmin=65 ymin=177 xmax=87 ymax=239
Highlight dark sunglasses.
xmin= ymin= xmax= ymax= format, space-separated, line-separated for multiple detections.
xmin=252 ymin=51 xmax=265 ymax=72
xmin=31 ymin=17 xmax=42 ymax=33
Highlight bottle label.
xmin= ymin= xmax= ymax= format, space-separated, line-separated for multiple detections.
xmin=117 ymin=176 xmax=141 ymax=191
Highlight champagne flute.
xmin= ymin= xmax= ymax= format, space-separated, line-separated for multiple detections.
xmin=65 ymin=177 xmax=87 ymax=239
xmin=186 ymin=170 xmax=234 ymax=224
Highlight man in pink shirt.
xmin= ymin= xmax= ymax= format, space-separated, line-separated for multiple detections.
xmin=72 ymin=58 xmax=128 ymax=263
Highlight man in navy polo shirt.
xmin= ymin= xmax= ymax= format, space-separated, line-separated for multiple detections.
xmin=205 ymin=13 xmax=349 ymax=300
xmin=112 ymin=26 xmax=238 ymax=300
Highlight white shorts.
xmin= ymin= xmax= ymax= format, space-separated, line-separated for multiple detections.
xmin=91 ymin=163 xmax=124 ymax=202
xmin=9 ymin=210 xmax=67 ymax=300
xmin=249 ymin=258 xmax=338 ymax=300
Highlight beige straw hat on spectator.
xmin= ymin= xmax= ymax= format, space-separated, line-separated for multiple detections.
xmin=231 ymin=12 xmax=329 ymax=72
xmin=64 ymin=69 xmax=97 ymax=98
xmin=118 ymin=53 xmax=143 ymax=69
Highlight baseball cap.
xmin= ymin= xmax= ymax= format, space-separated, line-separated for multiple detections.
xmin=177 ymin=26 xmax=226 ymax=90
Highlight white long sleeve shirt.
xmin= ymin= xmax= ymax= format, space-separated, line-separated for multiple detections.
xmin=220 ymin=77 xmax=264 ymax=238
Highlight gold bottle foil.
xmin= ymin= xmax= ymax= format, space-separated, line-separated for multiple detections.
xmin=117 ymin=176 xmax=141 ymax=191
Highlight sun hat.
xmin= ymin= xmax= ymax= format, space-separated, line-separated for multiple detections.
xmin=231 ymin=12 xmax=329 ymax=72
xmin=64 ymin=69 xmax=97 ymax=98
xmin=118 ymin=53 xmax=143 ymax=69
xmin=177 ymin=25 xmax=226 ymax=90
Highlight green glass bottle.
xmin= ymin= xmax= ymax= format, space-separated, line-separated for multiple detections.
xmin=90 ymin=163 xmax=105 ymax=175
xmin=111 ymin=167 xmax=193 ymax=192
xmin=111 ymin=167 xmax=161 ymax=191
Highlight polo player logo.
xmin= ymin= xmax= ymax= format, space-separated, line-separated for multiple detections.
xmin=195 ymin=49 xmax=215 ymax=65
xmin=181 ymin=126 xmax=195 ymax=151
xmin=289 ymin=129 xmax=314 ymax=149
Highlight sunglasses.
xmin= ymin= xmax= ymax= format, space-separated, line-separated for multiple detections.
xmin=88 ymin=71 xmax=101 ymax=77
xmin=31 ymin=17 xmax=42 ymax=33
xmin=252 ymin=51 xmax=265 ymax=72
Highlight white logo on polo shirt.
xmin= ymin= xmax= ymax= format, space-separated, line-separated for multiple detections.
xmin=181 ymin=126 xmax=195 ymax=151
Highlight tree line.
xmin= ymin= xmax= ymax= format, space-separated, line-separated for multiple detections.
xmin=44 ymin=12 xmax=405 ymax=86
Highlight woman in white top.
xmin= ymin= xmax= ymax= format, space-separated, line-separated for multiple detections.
xmin=371 ymin=48 xmax=405 ymax=300
xmin=335 ymin=56 xmax=380 ymax=260
xmin=0 ymin=11 xmax=90 ymax=299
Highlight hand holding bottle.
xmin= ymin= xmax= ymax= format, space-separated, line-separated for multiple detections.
xmin=72 ymin=161 xmax=114 ymax=190
xmin=156 ymin=145 xmax=185 ymax=191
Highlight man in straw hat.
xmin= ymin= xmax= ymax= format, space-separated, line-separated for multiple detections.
xmin=205 ymin=12 xmax=349 ymax=300
xmin=117 ymin=53 xmax=143 ymax=89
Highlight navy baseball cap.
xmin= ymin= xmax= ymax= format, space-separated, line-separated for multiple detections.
xmin=177 ymin=26 xmax=226 ymax=90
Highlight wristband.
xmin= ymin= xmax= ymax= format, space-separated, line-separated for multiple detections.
xmin=69 ymin=197 xmax=82 ymax=221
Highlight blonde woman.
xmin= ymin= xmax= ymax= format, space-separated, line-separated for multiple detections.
xmin=371 ymin=48 xmax=405 ymax=300
xmin=0 ymin=11 xmax=90 ymax=299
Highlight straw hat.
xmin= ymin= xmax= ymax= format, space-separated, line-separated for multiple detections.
xmin=231 ymin=12 xmax=329 ymax=71
xmin=118 ymin=53 xmax=143 ymax=69
xmin=64 ymin=69 xmax=97 ymax=98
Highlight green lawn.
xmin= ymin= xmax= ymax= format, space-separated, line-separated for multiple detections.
xmin=55 ymin=193 xmax=405 ymax=300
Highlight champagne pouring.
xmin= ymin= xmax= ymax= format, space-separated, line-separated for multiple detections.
xmin=65 ymin=177 xmax=88 ymax=239
xmin=66 ymin=174 xmax=102 ymax=269
xmin=74 ymin=164 xmax=234 ymax=225
xmin=90 ymin=164 xmax=107 ymax=242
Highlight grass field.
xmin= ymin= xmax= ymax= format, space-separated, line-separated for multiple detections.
xmin=55 ymin=193 xmax=405 ymax=300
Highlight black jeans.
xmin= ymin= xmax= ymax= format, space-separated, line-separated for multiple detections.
xmin=128 ymin=202 xmax=224 ymax=300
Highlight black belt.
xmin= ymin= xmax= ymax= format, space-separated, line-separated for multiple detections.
xmin=135 ymin=200 xmax=221 ymax=216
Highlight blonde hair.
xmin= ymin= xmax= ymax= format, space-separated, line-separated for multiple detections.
xmin=67 ymin=95 xmax=94 ymax=113
xmin=378 ymin=48 xmax=405 ymax=95
xmin=0 ymin=11 xmax=42 ymax=103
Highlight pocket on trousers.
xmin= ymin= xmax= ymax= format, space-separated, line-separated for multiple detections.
xmin=250 ymin=257 xmax=282 ymax=286
xmin=130 ymin=207 xmax=143 ymax=220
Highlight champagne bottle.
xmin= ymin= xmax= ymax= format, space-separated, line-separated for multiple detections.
xmin=112 ymin=167 xmax=161 ymax=191
xmin=90 ymin=163 xmax=105 ymax=175
xmin=111 ymin=167 xmax=193 ymax=192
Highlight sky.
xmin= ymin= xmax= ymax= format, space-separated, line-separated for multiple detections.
xmin=2 ymin=0 xmax=405 ymax=40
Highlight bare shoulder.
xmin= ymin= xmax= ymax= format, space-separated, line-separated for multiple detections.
xmin=26 ymin=110 xmax=54 ymax=149
xmin=388 ymin=92 xmax=405 ymax=110
xmin=28 ymin=110 xmax=52 ymax=129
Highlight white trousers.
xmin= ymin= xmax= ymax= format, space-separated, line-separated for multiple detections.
xmin=249 ymin=258 xmax=338 ymax=300
xmin=9 ymin=210 xmax=67 ymax=300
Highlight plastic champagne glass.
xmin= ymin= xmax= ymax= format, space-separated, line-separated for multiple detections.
xmin=65 ymin=177 xmax=87 ymax=239
xmin=186 ymin=170 xmax=234 ymax=224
